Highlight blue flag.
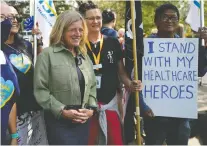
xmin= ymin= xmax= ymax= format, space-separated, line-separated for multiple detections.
xmin=24 ymin=16 xmax=34 ymax=31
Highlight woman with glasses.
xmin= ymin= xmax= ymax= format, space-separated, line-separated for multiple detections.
xmin=1 ymin=2 xmax=20 ymax=145
xmin=79 ymin=1 xmax=143 ymax=145
xmin=2 ymin=6 xmax=42 ymax=116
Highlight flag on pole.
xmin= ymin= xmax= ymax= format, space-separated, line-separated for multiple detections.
xmin=35 ymin=0 xmax=57 ymax=48
xmin=125 ymin=1 xmax=144 ymax=79
xmin=185 ymin=0 xmax=201 ymax=32
xmin=123 ymin=1 xmax=144 ymax=144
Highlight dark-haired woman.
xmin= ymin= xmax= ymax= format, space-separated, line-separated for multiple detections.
xmin=1 ymin=3 xmax=19 ymax=145
xmin=101 ymin=9 xmax=118 ymax=38
xmin=79 ymin=1 xmax=143 ymax=145
xmin=2 ymin=6 xmax=42 ymax=116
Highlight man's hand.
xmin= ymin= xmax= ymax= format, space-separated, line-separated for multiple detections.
xmin=199 ymin=27 xmax=207 ymax=41
xmin=32 ymin=22 xmax=42 ymax=36
xmin=129 ymin=80 xmax=142 ymax=92
xmin=144 ymin=108 xmax=154 ymax=117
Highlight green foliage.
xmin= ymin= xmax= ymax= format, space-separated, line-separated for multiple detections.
xmin=142 ymin=1 xmax=187 ymax=35
xmin=53 ymin=0 xmax=207 ymax=36
xmin=89 ymin=0 xmax=207 ymax=36
xmin=93 ymin=0 xmax=126 ymax=30
xmin=142 ymin=0 xmax=207 ymax=35
xmin=54 ymin=1 xmax=73 ymax=15
xmin=6 ymin=0 xmax=207 ymax=35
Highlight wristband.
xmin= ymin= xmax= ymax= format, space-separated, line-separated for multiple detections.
xmin=11 ymin=133 xmax=19 ymax=139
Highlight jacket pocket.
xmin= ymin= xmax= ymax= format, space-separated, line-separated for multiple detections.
xmin=52 ymin=90 xmax=81 ymax=105
xmin=51 ymin=65 xmax=71 ymax=92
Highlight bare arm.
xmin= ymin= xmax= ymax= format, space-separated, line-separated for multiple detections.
xmin=199 ymin=27 xmax=207 ymax=41
xmin=117 ymin=60 xmax=142 ymax=92
xmin=8 ymin=103 xmax=18 ymax=145
xmin=117 ymin=60 xmax=131 ymax=89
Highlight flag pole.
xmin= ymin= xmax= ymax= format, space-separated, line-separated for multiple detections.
xmin=130 ymin=0 xmax=141 ymax=145
xmin=33 ymin=0 xmax=37 ymax=65
xmin=200 ymin=0 xmax=205 ymax=46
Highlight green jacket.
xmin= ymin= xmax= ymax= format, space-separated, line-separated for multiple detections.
xmin=34 ymin=44 xmax=97 ymax=119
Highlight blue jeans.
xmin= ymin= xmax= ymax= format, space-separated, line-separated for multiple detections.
xmin=44 ymin=111 xmax=90 ymax=145
xmin=144 ymin=117 xmax=191 ymax=145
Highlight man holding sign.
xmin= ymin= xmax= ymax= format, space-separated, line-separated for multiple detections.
xmin=142 ymin=3 xmax=207 ymax=145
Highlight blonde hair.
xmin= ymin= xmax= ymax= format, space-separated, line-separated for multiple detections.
xmin=50 ymin=10 xmax=88 ymax=55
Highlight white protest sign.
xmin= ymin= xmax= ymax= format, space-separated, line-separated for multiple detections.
xmin=17 ymin=111 xmax=48 ymax=145
xmin=142 ymin=38 xmax=198 ymax=119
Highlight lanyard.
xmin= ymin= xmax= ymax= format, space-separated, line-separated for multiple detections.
xmin=86 ymin=35 xmax=104 ymax=65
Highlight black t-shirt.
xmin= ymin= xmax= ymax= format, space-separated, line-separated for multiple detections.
xmin=2 ymin=40 xmax=41 ymax=115
xmin=75 ymin=55 xmax=85 ymax=103
xmin=87 ymin=36 xmax=123 ymax=104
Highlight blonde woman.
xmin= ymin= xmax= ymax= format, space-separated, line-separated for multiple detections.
xmin=34 ymin=10 xmax=97 ymax=145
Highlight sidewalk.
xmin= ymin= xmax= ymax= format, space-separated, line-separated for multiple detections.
xmin=198 ymin=73 xmax=207 ymax=112
xmin=189 ymin=137 xmax=201 ymax=145
xmin=189 ymin=73 xmax=207 ymax=145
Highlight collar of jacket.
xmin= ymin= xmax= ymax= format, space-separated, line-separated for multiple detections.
xmin=53 ymin=44 xmax=85 ymax=59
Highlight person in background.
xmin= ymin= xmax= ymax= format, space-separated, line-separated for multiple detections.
xmin=144 ymin=3 xmax=207 ymax=145
xmin=32 ymin=22 xmax=44 ymax=55
xmin=2 ymin=6 xmax=42 ymax=116
xmin=193 ymin=27 xmax=207 ymax=77
xmin=101 ymin=9 xmax=118 ymax=38
xmin=1 ymin=1 xmax=19 ymax=145
xmin=79 ymin=1 xmax=146 ymax=145
xmin=34 ymin=10 xmax=97 ymax=145
xmin=191 ymin=27 xmax=207 ymax=145
xmin=118 ymin=28 xmax=125 ymax=51
xmin=101 ymin=11 xmax=125 ymax=123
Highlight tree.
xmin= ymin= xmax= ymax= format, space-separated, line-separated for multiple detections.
xmin=93 ymin=0 xmax=126 ymax=30
xmin=142 ymin=1 xmax=189 ymax=35
xmin=6 ymin=0 xmax=206 ymax=36
xmin=142 ymin=0 xmax=207 ymax=35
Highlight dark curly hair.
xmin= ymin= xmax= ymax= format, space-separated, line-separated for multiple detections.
xmin=13 ymin=34 xmax=33 ymax=61
xmin=154 ymin=3 xmax=180 ymax=23
xmin=77 ymin=1 xmax=98 ymax=16
xmin=102 ymin=9 xmax=116 ymax=24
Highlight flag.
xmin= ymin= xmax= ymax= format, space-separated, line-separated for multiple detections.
xmin=123 ymin=1 xmax=144 ymax=144
xmin=185 ymin=0 xmax=201 ymax=32
xmin=24 ymin=16 xmax=34 ymax=31
xmin=125 ymin=1 xmax=144 ymax=79
xmin=35 ymin=0 xmax=57 ymax=48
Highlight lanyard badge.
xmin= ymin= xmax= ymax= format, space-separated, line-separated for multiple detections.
xmin=86 ymin=35 xmax=103 ymax=70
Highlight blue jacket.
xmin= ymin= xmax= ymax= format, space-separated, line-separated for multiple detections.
xmin=101 ymin=27 xmax=118 ymax=38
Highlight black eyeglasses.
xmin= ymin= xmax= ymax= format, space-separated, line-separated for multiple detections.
xmin=85 ymin=16 xmax=102 ymax=21
xmin=161 ymin=15 xmax=178 ymax=22
xmin=0 ymin=15 xmax=22 ymax=23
